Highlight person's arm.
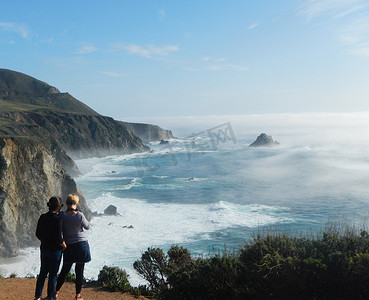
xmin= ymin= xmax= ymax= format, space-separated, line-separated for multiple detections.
xmin=57 ymin=216 xmax=66 ymax=249
xmin=35 ymin=216 xmax=43 ymax=241
xmin=80 ymin=213 xmax=90 ymax=230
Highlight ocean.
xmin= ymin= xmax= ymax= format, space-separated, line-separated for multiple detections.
xmin=1 ymin=112 xmax=369 ymax=285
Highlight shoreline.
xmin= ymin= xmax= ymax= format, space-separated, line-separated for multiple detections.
xmin=0 ymin=247 xmax=40 ymax=278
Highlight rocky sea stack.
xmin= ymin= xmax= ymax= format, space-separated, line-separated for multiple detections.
xmin=0 ymin=69 xmax=173 ymax=257
xmin=249 ymin=133 xmax=280 ymax=147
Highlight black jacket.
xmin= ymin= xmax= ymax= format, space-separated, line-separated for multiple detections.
xmin=36 ymin=212 xmax=64 ymax=250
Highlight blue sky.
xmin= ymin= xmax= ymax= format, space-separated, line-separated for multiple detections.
xmin=1 ymin=0 xmax=369 ymax=119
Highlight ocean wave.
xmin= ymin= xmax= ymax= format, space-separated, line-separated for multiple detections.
xmin=80 ymin=176 xmax=132 ymax=182
xmin=0 ymin=195 xmax=293 ymax=284
xmin=81 ymin=194 xmax=294 ymax=283
xmin=106 ymin=177 xmax=142 ymax=190
xmin=177 ymin=177 xmax=207 ymax=182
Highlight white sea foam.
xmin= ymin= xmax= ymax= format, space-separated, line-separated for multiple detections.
xmin=106 ymin=178 xmax=143 ymax=191
xmin=0 ymin=194 xmax=291 ymax=284
xmin=177 ymin=177 xmax=206 ymax=182
xmin=83 ymin=194 xmax=292 ymax=284
xmin=0 ymin=247 xmax=40 ymax=278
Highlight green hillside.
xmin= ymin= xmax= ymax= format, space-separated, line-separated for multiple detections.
xmin=0 ymin=69 xmax=98 ymax=115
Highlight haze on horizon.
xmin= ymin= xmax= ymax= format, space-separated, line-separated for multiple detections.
xmin=1 ymin=0 xmax=369 ymax=119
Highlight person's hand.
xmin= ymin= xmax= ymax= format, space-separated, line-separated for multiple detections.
xmin=60 ymin=241 xmax=67 ymax=250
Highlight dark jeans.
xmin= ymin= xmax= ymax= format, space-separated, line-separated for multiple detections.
xmin=35 ymin=248 xmax=63 ymax=299
xmin=56 ymin=262 xmax=85 ymax=294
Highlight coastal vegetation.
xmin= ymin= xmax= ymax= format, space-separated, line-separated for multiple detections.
xmin=130 ymin=223 xmax=369 ymax=299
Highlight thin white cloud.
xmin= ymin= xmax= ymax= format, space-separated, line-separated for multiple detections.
xmin=0 ymin=22 xmax=30 ymax=38
xmin=42 ymin=38 xmax=54 ymax=44
xmin=300 ymin=0 xmax=369 ymax=60
xmin=201 ymin=57 xmax=227 ymax=62
xmin=101 ymin=71 xmax=125 ymax=77
xmin=75 ymin=45 xmax=98 ymax=54
xmin=248 ymin=22 xmax=260 ymax=30
xmin=339 ymin=17 xmax=369 ymax=43
xmin=185 ymin=57 xmax=248 ymax=72
xmin=350 ymin=44 xmax=369 ymax=58
xmin=113 ymin=43 xmax=179 ymax=58
xmin=183 ymin=67 xmax=200 ymax=72
xmin=299 ymin=0 xmax=369 ymax=21
xmin=205 ymin=64 xmax=249 ymax=72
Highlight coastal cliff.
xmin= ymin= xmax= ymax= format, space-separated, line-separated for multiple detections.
xmin=121 ymin=122 xmax=174 ymax=142
xmin=0 ymin=111 xmax=148 ymax=160
xmin=0 ymin=68 xmax=173 ymax=257
xmin=0 ymin=137 xmax=91 ymax=257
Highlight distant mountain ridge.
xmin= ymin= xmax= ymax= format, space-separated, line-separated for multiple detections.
xmin=0 ymin=69 xmax=173 ymax=257
xmin=0 ymin=69 xmax=98 ymax=115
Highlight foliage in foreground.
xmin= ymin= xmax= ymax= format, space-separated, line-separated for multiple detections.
xmin=96 ymin=265 xmax=152 ymax=297
xmin=133 ymin=225 xmax=369 ymax=299
xmin=97 ymin=266 xmax=131 ymax=292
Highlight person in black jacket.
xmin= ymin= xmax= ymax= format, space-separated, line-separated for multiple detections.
xmin=34 ymin=196 xmax=67 ymax=300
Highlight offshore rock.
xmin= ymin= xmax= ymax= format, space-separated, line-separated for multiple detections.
xmin=104 ymin=205 xmax=118 ymax=216
xmin=0 ymin=137 xmax=91 ymax=257
xmin=249 ymin=133 xmax=280 ymax=147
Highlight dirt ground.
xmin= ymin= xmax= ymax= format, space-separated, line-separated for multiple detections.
xmin=0 ymin=278 xmax=150 ymax=300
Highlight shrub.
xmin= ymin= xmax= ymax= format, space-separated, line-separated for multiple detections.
xmin=166 ymin=245 xmax=192 ymax=274
xmin=131 ymin=284 xmax=154 ymax=297
xmin=97 ymin=265 xmax=131 ymax=292
xmin=132 ymin=224 xmax=369 ymax=299
xmin=133 ymin=245 xmax=192 ymax=295
xmin=9 ymin=273 xmax=17 ymax=278
xmin=65 ymin=271 xmax=76 ymax=283
xmin=164 ymin=254 xmax=244 ymax=300
xmin=133 ymin=247 xmax=167 ymax=292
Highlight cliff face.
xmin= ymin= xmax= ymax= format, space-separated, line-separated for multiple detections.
xmin=0 ymin=69 xmax=174 ymax=258
xmin=0 ymin=137 xmax=91 ymax=257
xmin=121 ymin=122 xmax=174 ymax=142
xmin=0 ymin=111 xmax=148 ymax=160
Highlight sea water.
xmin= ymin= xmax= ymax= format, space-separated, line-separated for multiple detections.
xmin=1 ymin=113 xmax=369 ymax=285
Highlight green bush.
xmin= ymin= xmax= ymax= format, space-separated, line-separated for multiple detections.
xmin=132 ymin=225 xmax=369 ymax=299
xmin=97 ymin=265 xmax=131 ymax=292
xmin=133 ymin=247 xmax=167 ymax=292
xmin=163 ymin=254 xmax=243 ymax=300
xmin=65 ymin=271 xmax=76 ymax=283
xmin=131 ymin=284 xmax=154 ymax=298
xmin=133 ymin=245 xmax=191 ymax=295
xmin=9 ymin=273 xmax=17 ymax=278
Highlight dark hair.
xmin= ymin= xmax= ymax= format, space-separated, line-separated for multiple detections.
xmin=47 ymin=196 xmax=63 ymax=211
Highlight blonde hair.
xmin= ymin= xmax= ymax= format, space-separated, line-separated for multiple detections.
xmin=66 ymin=193 xmax=79 ymax=206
